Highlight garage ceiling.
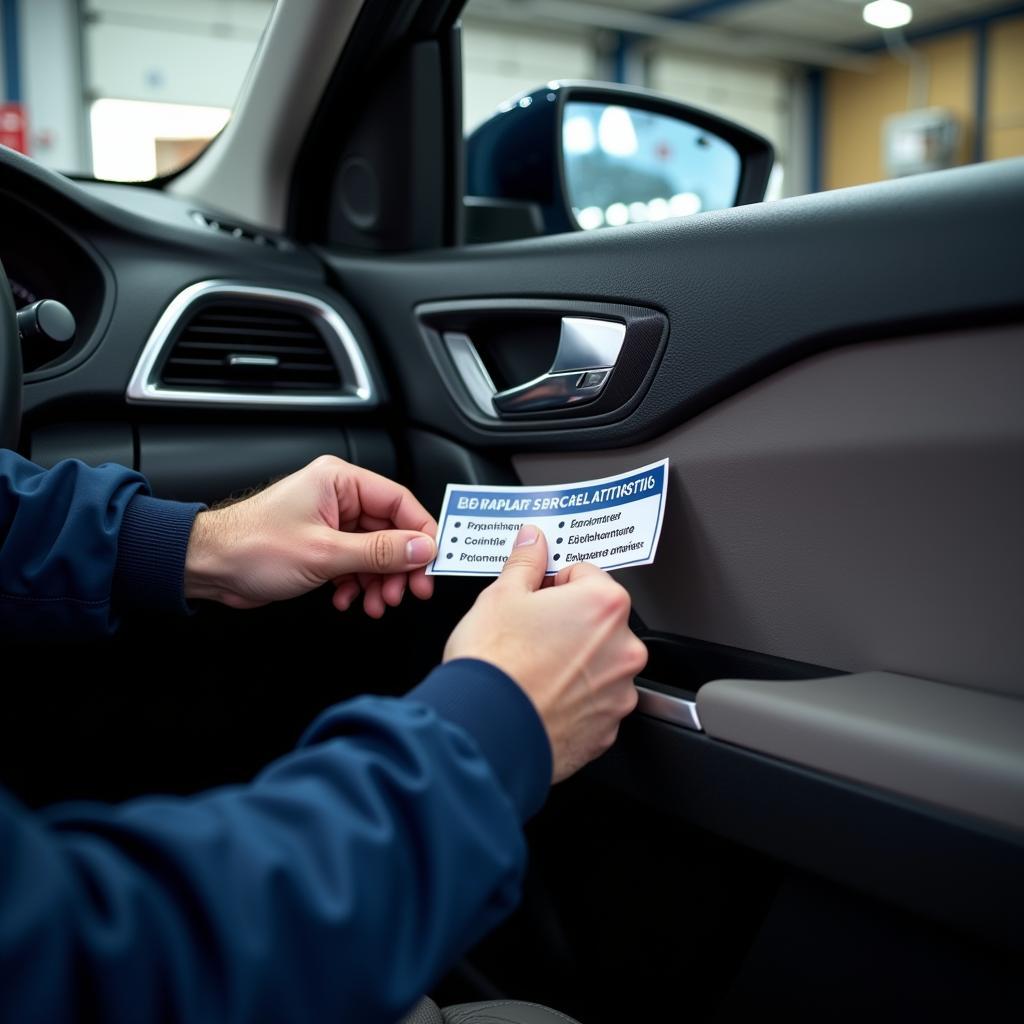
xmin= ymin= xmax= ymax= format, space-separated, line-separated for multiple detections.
xmin=589 ymin=0 xmax=1014 ymax=45
xmin=471 ymin=0 xmax=1017 ymax=68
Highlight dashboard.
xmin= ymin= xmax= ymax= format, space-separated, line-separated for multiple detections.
xmin=0 ymin=144 xmax=392 ymax=505
xmin=9 ymin=276 xmax=38 ymax=310
xmin=0 ymin=189 xmax=112 ymax=372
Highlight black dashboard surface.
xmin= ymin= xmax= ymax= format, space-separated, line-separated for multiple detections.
xmin=1 ymin=188 xmax=114 ymax=375
xmin=4 ymin=145 xmax=1024 ymax=457
xmin=0 ymin=147 xmax=331 ymax=420
xmin=0 ymin=146 xmax=397 ymax=504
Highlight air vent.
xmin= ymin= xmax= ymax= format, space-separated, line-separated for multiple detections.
xmin=191 ymin=211 xmax=287 ymax=250
xmin=160 ymin=301 xmax=341 ymax=393
xmin=127 ymin=283 xmax=376 ymax=408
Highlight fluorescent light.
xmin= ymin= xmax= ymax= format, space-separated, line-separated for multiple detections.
xmin=863 ymin=1 xmax=913 ymax=30
xmin=647 ymin=197 xmax=671 ymax=221
xmin=605 ymin=202 xmax=630 ymax=226
xmin=628 ymin=201 xmax=650 ymax=223
xmin=577 ymin=206 xmax=604 ymax=230
xmin=669 ymin=192 xmax=702 ymax=217
xmin=598 ymin=106 xmax=638 ymax=157
xmin=563 ymin=115 xmax=596 ymax=155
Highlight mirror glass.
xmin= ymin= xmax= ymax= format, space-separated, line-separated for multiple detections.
xmin=562 ymin=101 xmax=742 ymax=230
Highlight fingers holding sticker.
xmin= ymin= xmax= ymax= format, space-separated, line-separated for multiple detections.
xmin=444 ymin=521 xmax=647 ymax=783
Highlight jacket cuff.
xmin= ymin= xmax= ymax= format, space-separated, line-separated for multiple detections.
xmin=113 ymin=494 xmax=206 ymax=615
xmin=405 ymin=659 xmax=553 ymax=822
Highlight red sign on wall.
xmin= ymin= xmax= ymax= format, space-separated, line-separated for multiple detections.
xmin=0 ymin=103 xmax=28 ymax=155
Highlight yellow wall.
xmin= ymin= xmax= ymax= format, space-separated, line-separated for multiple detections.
xmin=822 ymin=15 xmax=1024 ymax=191
xmin=987 ymin=15 xmax=1024 ymax=160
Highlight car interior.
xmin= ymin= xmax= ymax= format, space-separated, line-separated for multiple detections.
xmin=1 ymin=0 xmax=1022 ymax=1019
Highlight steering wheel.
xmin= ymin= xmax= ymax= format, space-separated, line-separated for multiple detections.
xmin=0 ymin=258 xmax=21 ymax=451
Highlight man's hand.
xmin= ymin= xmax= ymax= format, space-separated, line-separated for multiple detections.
xmin=184 ymin=456 xmax=437 ymax=618
xmin=443 ymin=526 xmax=647 ymax=783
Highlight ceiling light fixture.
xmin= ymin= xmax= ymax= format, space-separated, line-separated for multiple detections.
xmin=863 ymin=0 xmax=913 ymax=30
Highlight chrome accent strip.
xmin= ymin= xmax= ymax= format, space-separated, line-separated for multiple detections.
xmin=550 ymin=317 xmax=626 ymax=373
xmin=636 ymin=684 xmax=703 ymax=731
xmin=228 ymin=354 xmax=280 ymax=367
xmin=491 ymin=368 xmax=610 ymax=415
xmin=126 ymin=281 xmax=376 ymax=408
xmin=443 ymin=331 xmax=497 ymax=416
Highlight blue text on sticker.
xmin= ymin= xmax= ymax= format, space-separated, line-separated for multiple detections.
xmin=449 ymin=464 xmax=665 ymax=518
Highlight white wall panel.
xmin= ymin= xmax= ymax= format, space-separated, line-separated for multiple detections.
xmin=462 ymin=17 xmax=598 ymax=132
xmin=649 ymin=47 xmax=799 ymax=194
xmin=85 ymin=24 xmax=256 ymax=108
xmin=83 ymin=0 xmax=273 ymax=107
xmin=649 ymin=49 xmax=789 ymax=147
xmin=85 ymin=0 xmax=273 ymax=33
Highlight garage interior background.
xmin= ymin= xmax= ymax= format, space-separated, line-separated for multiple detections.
xmin=0 ymin=0 xmax=1021 ymax=200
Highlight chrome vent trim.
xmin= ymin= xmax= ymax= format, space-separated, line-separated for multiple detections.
xmin=126 ymin=281 xmax=377 ymax=408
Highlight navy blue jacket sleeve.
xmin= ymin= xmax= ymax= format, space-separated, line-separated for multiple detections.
xmin=0 ymin=659 xmax=552 ymax=1024
xmin=0 ymin=450 xmax=204 ymax=638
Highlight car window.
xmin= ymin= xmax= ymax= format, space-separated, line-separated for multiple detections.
xmin=2 ymin=0 xmax=277 ymax=182
xmin=461 ymin=0 xmax=1024 ymax=215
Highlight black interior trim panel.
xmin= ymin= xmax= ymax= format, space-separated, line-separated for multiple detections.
xmin=636 ymin=630 xmax=839 ymax=695
xmin=321 ymin=158 xmax=1024 ymax=450
xmin=0 ymin=148 xmax=346 ymax=425
xmin=590 ymin=715 xmax=1024 ymax=955
xmin=28 ymin=421 xmax=398 ymax=505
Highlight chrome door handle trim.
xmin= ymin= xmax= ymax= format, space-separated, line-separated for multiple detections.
xmin=442 ymin=331 xmax=497 ymax=416
xmin=636 ymin=685 xmax=703 ymax=731
xmin=491 ymin=368 xmax=611 ymax=415
xmin=491 ymin=317 xmax=625 ymax=415
xmin=550 ymin=317 xmax=627 ymax=373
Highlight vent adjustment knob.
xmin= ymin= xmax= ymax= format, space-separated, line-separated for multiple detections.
xmin=17 ymin=299 xmax=76 ymax=346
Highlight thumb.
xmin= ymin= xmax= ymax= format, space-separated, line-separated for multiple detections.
xmin=324 ymin=529 xmax=436 ymax=576
xmin=499 ymin=525 xmax=549 ymax=592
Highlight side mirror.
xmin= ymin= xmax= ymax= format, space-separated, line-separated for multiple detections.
xmin=466 ymin=80 xmax=774 ymax=240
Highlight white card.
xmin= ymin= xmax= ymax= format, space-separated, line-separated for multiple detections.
xmin=426 ymin=459 xmax=669 ymax=577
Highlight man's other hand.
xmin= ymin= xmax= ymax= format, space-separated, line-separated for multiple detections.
xmin=184 ymin=456 xmax=437 ymax=617
xmin=443 ymin=526 xmax=648 ymax=783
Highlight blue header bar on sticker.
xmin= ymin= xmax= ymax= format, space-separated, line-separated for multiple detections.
xmin=450 ymin=464 xmax=665 ymax=518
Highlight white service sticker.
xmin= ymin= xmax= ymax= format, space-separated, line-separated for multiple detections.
xmin=426 ymin=458 xmax=669 ymax=577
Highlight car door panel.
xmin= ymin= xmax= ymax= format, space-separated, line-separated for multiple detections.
xmin=319 ymin=151 xmax=1024 ymax=995
xmin=322 ymin=158 xmax=1024 ymax=451
xmin=515 ymin=323 xmax=1024 ymax=695
xmin=588 ymin=712 xmax=1024 ymax=953
xmin=697 ymin=671 xmax=1024 ymax=832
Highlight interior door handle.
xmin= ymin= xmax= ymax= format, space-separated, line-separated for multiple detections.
xmin=424 ymin=298 xmax=665 ymax=426
xmin=490 ymin=317 xmax=627 ymax=415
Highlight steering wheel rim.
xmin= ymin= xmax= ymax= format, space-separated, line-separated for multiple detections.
xmin=0 ymin=257 xmax=21 ymax=451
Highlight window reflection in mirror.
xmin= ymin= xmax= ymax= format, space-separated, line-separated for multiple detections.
xmin=562 ymin=102 xmax=742 ymax=230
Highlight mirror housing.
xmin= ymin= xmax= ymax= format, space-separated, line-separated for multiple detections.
xmin=466 ymin=80 xmax=774 ymax=239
